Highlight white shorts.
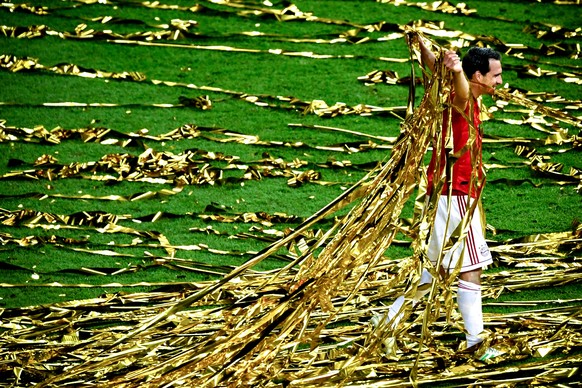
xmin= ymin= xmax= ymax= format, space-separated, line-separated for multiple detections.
xmin=427 ymin=195 xmax=492 ymax=273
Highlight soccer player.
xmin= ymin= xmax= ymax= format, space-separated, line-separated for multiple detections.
xmin=372 ymin=36 xmax=504 ymax=360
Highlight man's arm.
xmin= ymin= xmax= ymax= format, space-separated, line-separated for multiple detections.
xmin=416 ymin=35 xmax=469 ymax=110
xmin=417 ymin=36 xmax=436 ymax=72
xmin=443 ymin=50 xmax=470 ymax=110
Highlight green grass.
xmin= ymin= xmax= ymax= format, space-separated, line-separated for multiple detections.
xmin=0 ymin=0 xmax=580 ymax=315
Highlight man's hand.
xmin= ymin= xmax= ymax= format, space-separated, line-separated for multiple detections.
xmin=443 ymin=50 xmax=463 ymax=73
xmin=443 ymin=50 xmax=470 ymax=109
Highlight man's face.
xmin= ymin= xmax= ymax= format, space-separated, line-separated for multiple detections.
xmin=475 ymin=59 xmax=503 ymax=95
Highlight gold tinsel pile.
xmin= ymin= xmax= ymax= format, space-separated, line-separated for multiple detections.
xmin=0 ymin=1 xmax=581 ymax=387
xmin=1 ymin=32 xmax=581 ymax=387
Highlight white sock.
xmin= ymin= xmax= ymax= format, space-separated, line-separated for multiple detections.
xmin=374 ymin=269 xmax=433 ymax=328
xmin=387 ymin=295 xmax=405 ymax=323
xmin=414 ymin=268 xmax=433 ymax=302
xmin=457 ymin=279 xmax=483 ymax=348
xmin=420 ymin=268 xmax=433 ymax=285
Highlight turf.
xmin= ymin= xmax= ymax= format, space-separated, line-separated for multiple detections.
xmin=0 ymin=0 xmax=580 ymax=314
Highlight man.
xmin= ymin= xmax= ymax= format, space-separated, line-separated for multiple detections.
xmin=372 ymin=37 xmax=504 ymax=360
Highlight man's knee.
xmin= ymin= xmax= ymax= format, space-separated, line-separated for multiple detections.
xmin=459 ymin=268 xmax=482 ymax=285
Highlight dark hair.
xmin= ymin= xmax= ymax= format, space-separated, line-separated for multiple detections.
xmin=462 ymin=47 xmax=501 ymax=79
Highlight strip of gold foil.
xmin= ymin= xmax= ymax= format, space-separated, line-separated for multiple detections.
xmin=0 ymin=7 xmax=581 ymax=388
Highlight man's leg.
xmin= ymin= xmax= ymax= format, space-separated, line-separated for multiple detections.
xmin=372 ymin=268 xmax=433 ymax=329
xmin=457 ymin=268 xmax=483 ymax=348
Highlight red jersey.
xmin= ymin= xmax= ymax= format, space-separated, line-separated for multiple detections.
xmin=427 ymin=97 xmax=484 ymax=198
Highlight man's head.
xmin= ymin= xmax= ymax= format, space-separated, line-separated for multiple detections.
xmin=462 ymin=47 xmax=503 ymax=96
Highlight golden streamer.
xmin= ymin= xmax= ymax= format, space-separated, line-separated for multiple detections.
xmin=378 ymin=0 xmax=477 ymax=15
xmin=494 ymin=88 xmax=582 ymax=129
xmin=1 ymin=5 xmax=581 ymax=387
xmin=3 ymin=0 xmax=580 ymax=62
xmin=0 ymin=30 xmax=446 ymax=387
xmin=1 ymin=233 xmax=580 ymax=386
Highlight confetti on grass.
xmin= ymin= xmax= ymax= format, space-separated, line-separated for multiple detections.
xmin=0 ymin=1 xmax=581 ymax=386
